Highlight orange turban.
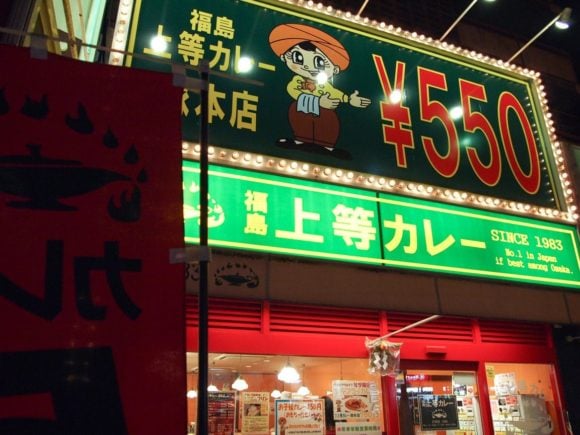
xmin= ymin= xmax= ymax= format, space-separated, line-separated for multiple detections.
xmin=269 ymin=23 xmax=350 ymax=71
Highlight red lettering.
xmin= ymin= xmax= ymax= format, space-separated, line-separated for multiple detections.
xmin=418 ymin=67 xmax=459 ymax=178
xmin=373 ymin=55 xmax=414 ymax=167
xmin=498 ymin=92 xmax=541 ymax=194
xmin=459 ymin=79 xmax=501 ymax=186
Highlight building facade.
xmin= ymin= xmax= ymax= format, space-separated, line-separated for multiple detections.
xmin=1 ymin=0 xmax=580 ymax=434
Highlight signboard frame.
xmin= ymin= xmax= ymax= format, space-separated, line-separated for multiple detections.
xmin=125 ymin=0 xmax=576 ymax=220
xmin=183 ymin=160 xmax=580 ymax=290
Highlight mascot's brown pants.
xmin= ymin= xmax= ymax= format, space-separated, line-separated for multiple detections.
xmin=288 ymin=101 xmax=340 ymax=148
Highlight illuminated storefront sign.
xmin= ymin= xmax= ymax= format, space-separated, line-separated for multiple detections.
xmin=129 ymin=0 xmax=567 ymax=211
xmin=183 ymin=160 xmax=580 ymax=289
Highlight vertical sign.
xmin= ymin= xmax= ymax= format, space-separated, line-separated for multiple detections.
xmin=241 ymin=391 xmax=270 ymax=434
xmin=209 ymin=391 xmax=236 ymax=435
xmin=0 ymin=46 xmax=185 ymax=433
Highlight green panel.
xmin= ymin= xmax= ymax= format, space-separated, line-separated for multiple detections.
xmin=183 ymin=160 xmax=580 ymax=289
xmin=378 ymin=193 xmax=580 ymax=288
xmin=183 ymin=161 xmax=383 ymax=263
xmin=130 ymin=0 xmax=561 ymax=209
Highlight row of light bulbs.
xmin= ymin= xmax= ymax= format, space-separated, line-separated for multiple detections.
xmin=182 ymin=143 xmax=578 ymax=222
xmin=186 ymin=360 xmax=309 ymax=398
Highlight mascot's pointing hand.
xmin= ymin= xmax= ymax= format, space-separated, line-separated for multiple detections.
xmin=349 ymin=90 xmax=371 ymax=108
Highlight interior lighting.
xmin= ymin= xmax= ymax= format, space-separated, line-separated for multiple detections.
xmin=271 ymin=389 xmax=282 ymax=398
xmin=297 ymin=364 xmax=310 ymax=396
xmin=278 ymin=360 xmax=301 ymax=384
xmin=297 ymin=385 xmax=311 ymax=396
xmin=207 ymin=384 xmax=219 ymax=392
xmin=232 ymin=375 xmax=249 ymax=391
xmin=187 ymin=389 xmax=198 ymax=399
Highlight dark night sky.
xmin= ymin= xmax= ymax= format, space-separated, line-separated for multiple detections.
xmin=336 ymin=0 xmax=580 ymax=81
xmin=454 ymin=0 xmax=580 ymax=79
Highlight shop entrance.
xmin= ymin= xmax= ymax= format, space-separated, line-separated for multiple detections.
xmin=396 ymin=368 xmax=483 ymax=435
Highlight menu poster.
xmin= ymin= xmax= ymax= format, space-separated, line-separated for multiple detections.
xmin=209 ymin=391 xmax=236 ymax=435
xmin=457 ymin=397 xmax=476 ymax=431
xmin=241 ymin=391 xmax=270 ymax=434
xmin=418 ymin=395 xmax=460 ymax=431
xmin=336 ymin=422 xmax=381 ymax=434
xmin=494 ymin=372 xmax=517 ymax=396
xmin=275 ymin=399 xmax=325 ymax=435
xmin=332 ymin=380 xmax=379 ymax=419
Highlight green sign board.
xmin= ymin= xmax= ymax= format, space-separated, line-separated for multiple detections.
xmin=129 ymin=0 xmax=563 ymax=209
xmin=183 ymin=160 xmax=580 ymax=289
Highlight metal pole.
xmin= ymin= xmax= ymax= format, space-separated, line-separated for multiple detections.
xmin=196 ymin=60 xmax=210 ymax=435
xmin=371 ymin=314 xmax=441 ymax=344
xmin=507 ymin=13 xmax=562 ymax=63
xmin=356 ymin=0 xmax=371 ymax=18
xmin=439 ymin=0 xmax=478 ymax=41
xmin=384 ymin=314 xmax=440 ymax=338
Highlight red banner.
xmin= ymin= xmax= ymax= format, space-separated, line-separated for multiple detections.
xmin=0 ymin=45 xmax=185 ymax=434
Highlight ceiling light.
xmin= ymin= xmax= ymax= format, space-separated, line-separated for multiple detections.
xmin=207 ymin=384 xmax=219 ymax=392
xmin=297 ymin=385 xmax=310 ymax=396
xmin=232 ymin=375 xmax=249 ymax=391
xmin=297 ymin=364 xmax=310 ymax=396
xmin=271 ymin=389 xmax=282 ymax=398
xmin=277 ymin=360 xmax=301 ymax=384
xmin=187 ymin=389 xmax=198 ymax=399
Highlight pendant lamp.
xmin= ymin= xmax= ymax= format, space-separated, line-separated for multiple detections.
xmin=232 ymin=375 xmax=249 ymax=391
xmin=297 ymin=364 xmax=310 ymax=396
xmin=277 ymin=358 xmax=300 ymax=384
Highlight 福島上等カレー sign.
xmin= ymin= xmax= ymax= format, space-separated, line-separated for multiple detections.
xmin=183 ymin=160 xmax=580 ymax=289
xmin=129 ymin=0 xmax=563 ymax=209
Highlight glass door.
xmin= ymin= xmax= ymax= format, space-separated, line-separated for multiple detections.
xmin=396 ymin=369 xmax=483 ymax=435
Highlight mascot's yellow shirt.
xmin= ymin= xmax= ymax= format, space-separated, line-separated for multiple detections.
xmin=286 ymin=75 xmax=349 ymax=104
